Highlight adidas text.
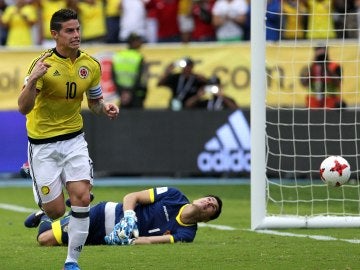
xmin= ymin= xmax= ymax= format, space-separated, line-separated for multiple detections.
xmin=198 ymin=149 xmax=250 ymax=172
xmin=197 ymin=110 xmax=251 ymax=173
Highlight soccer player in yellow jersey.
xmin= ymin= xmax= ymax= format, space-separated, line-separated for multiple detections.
xmin=17 ymin=8 xmax=119 ymax=270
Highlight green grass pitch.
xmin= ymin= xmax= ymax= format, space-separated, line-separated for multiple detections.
xmin=1 ymin=184 xmax=360 ymax=270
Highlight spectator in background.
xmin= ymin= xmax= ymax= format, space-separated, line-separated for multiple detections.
xmin=0 ymin=0 xmax=8 ymax=45
xmin=185 ymin=75 xmax=238 ymax=110
xmin=178 ymin=0 xmax=194 ymax=43
xmin=1 ymin=0 xmax=37 ymax=46
xmin=302 ymin=46 xmax=345 ymax=109
xmin=158 ymin=57 xmax=207 ymax=110
xmin=37 ymin=0 xmax=70 ymax=47
xmin=77 ymin=0 xmax=106 ymax=43
xmin=212 ymin=0 xmax=248 ymax=42
xmin=282 ymin=0 xmax=307 ymax=40
xmin=243 ymin=0 xmax=250 ymax=40
xmin=119 ymin=0 xmax=146 ymax=43
xmin=191 ymin=0 xmax=216 ymax=42
xmin=112 ymin=33 xmax=148 ymax=108
xmin=356 ymin=0 xmax=360 ymax=40
xmin=265 ymin=0 xmax=281 ymax=41
xmin=332 ymin=0 xmax=358 ymax=39
xmin=104 ymin=0 xmax=121 ymax=43
xmin=302 ymin=0 xmax=336 ymax=40
xmin=154 ymin=0 xmax=181 ymax=43
xmin=144 ymin=0 xmax=158 ymax=43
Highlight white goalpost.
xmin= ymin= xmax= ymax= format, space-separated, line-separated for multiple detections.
xmin=251 ymin=0 xmax=360 ymax=229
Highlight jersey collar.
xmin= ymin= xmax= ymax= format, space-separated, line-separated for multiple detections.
xmin=52 ymin=48 xmax=81 ymax=59
xmin=176 ymin=204 xmax=195 ymax=226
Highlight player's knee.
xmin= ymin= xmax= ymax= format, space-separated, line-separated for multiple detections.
xmin=37 ymin=231 xmax=55 ymax=246
xmin=44 ymin=206 xmax=66 ymax=220
xmin=37 ymin=233 xmax=48 ymax=246
xmin=69 ymin=193 xmax=91 ymax=207
xmin=42 ymin=195 xmax=67 ymax=219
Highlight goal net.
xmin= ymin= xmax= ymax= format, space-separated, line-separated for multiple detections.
xmin=251 ymin=0 xmax=360 ymax=229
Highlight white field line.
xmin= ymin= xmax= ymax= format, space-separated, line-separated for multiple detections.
xmin=198 ymin=223 xmax=237 ymax=231
xmin=253 ymin=229 xmax=360 ymax=244
xmin=0 ymin=203 xmax=37 ymax=213
xmin=199 ymin=223 xmax=360 ymax=244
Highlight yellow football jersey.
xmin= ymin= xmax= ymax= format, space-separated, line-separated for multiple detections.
xmin=40 ymin=0 xmax=67 ymax=40
xmin=25 ymin=49 xmax=102 ymax=140
xmin=2 ymin=4 xmax=38 ymax=46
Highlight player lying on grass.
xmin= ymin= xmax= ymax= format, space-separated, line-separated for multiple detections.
xmin=24 ymin=187 xmax=222 ymax=246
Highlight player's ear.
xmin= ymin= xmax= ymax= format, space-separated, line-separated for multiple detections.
xmin=51 ymin=30 xmax=58 ymax=39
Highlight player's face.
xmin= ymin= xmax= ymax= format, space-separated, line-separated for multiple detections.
xmin=193 ymin=196 xmax=219 ymax=221
xmin=53 ymin=19 xmax=81 ymax=50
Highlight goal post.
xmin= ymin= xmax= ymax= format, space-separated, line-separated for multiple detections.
xmin=250 ymin=0 xmax=267 ymax=230
xmin=251 ymin=0 xmax=360 ymax=230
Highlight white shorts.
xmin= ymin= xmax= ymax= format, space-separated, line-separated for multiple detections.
xmin=28 ymin=133 xmax=94 ymax=205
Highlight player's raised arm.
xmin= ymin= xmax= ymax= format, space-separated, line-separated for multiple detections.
xmin=18 ymin=53 xmax=51 ymax=115
xmin=122 ymin=189 xmax=153 ymax=211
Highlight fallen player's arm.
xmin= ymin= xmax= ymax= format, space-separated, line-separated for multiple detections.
xmin=122 ymin=189 xmax=153 ymax=211
xmin=133 ymin=235 xmax=174 ymax=245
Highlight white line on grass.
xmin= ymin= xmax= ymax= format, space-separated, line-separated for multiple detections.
xmin=254 ymin=229 xmax=360 ymax=244
xmin=200 ymin=224 xmax=360 ymax=244
xmin=198 ymin=223 xmax=237 ymax=230
xmin=0 ymin=203 xmax=37 ymax=213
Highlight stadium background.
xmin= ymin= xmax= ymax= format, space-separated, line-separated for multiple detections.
xmin=0 ymin=43 xmax=357 ymax=176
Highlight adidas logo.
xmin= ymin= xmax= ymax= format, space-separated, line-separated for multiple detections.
xmin=53 ymin=70 xmax=60 ymax=76
xmin=74 ymin=245 xmax=83 ymax=252
xmin=197 ymin=110 xmax=250 ymax=173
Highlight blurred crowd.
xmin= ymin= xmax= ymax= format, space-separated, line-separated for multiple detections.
xmin=0 ymin=0 xmax=359 ymax=47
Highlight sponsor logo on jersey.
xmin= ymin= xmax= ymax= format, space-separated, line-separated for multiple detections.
xmin=197 ymin=110 xmax=250 ymax=173
xmin=78 ymin=66 xmax=89 ymax=79
xmin=53 ymin=70 xmax=60 ymax=76
xmin=163 ymin=206 xmax=169 ymax=221
xmin=148 ymin=228 xmax=160 ymax=234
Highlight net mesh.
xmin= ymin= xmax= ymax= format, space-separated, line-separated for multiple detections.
xmin=264 ymin=0 xmax=360 ymax=219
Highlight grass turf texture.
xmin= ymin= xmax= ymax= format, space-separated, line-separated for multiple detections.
xmin=1 ymin=184 xmax=360 ymax=270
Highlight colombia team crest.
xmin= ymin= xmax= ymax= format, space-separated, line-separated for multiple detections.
xmin=78 ymin=66 xmax=89 ymax=79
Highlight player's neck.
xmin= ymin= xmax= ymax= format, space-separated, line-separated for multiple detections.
xmin=55 ymin=46 xmax=79 ymax=62
xmin=180 ymin=204 xmax=199 ymax=225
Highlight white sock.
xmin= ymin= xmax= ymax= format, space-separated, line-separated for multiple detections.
xmin=65 ymin=205 xmax=90 ymax=264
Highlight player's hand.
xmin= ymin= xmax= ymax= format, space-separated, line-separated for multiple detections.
xmin=104 ymin=230 xmax=122 ymax=245
xmin=30 ymin=53 xmax=51 ymax=81
xmin=104 ymin=220 xmax=123 ymax=245
xmin=117 ymin=210 xmax=138 ymax=240
xmin=104 ymin=103 xmax=119 ymax=120
xmin=121 ymin=237 xmax=135 ymax=245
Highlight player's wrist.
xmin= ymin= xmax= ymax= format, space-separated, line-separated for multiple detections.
xmin=124 ymin=210 xmax=136 ymax=219
xmin=25 ymin=75 xmax=38 ymax=86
